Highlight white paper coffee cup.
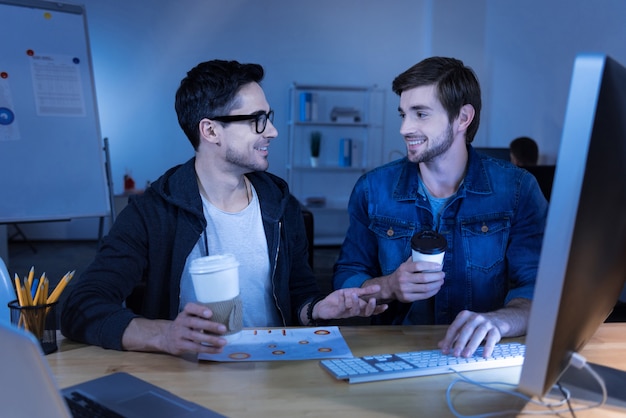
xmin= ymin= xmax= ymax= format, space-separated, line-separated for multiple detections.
xmin=189 ymin=254 xmax=242 ymax=341
xmin=189 ymin=254 xmax=240 ymax=302
xmin=412 ymin=251 xmax=445 ymax=265
xmin=411 ymin=231 xmax=447 ymax=270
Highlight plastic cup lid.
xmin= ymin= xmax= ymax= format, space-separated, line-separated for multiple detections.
xmin=411 ymin=231 xmax=447 ymax=254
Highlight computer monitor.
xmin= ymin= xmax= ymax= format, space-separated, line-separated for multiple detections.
xmin=518 ymin=53 xmax=626 ymax=399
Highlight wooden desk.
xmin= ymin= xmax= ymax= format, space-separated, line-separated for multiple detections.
xmin=47 ymin=324 xmax=626 ymax=418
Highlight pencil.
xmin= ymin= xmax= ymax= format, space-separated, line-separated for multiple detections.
xmin=42 ymin=277 xmax=49 ymax=306
xmin=23 ymin=282 xmax=34 ymax=306
xmin=47 ymin=270 xmax=75 ymax=304
xmin=26 ymin=266 xmax=35 ymax=291
xmin=14 ymin=274 xmax=26 ymax=307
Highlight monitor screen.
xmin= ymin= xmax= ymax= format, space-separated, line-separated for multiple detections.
xmin=518 ymin=54 xmax=626 ymax=397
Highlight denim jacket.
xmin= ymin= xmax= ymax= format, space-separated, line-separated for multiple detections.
xmin=333 ymin=146 xmax=548 ymax=325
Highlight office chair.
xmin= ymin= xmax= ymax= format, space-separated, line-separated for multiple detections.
xmin=300 ymin=206 xmax=315 ymax=269
xmin=523 ymin=165 xmax=556 ymax=201
xmin=1 ymin=257 xmax=14 ymax=325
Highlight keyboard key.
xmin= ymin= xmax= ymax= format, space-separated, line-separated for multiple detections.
xmin=320 ymin=342 xmax=525 ymax=384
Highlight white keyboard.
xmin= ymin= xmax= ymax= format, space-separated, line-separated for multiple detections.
xmin=320 ymin=342 xmax=525 ymax=384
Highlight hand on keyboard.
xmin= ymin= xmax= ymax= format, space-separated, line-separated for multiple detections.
xmin=320 ymin=342 xmax=525 ymax=384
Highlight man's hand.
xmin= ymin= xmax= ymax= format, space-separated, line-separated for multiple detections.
xmin=309 ymin=285 xmax=388 ymax=322
xmin=364 ymin=256 xmax=445 ymax=302
xmin=122 ymin=302 xmax=228 ymax=356
xmin=438 ymin=298 xmax=531 ymax=358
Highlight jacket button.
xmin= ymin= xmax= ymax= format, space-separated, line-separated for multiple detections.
xmin=481 ymin=224 xmax=489 ymax=233
xmin=387 ymin=228 xmax=394 ymax=237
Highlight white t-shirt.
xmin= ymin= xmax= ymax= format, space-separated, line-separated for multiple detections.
xmin=178 ymin=185 xmax=282 ymax=327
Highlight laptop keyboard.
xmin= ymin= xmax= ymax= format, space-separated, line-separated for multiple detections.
xmin=320 ymin=342 xmax=525 ymax=384
xmin=65 ymin=391 xmax=125 ymax=418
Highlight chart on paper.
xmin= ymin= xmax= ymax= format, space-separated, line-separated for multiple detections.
xmin=198 ymin=326 xmax=353 ymax=362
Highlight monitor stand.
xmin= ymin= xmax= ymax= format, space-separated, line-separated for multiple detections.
xmin=555 ymin=362 xmax=626 ymax=409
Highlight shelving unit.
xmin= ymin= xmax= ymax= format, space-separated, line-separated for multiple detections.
xmin=287 ymin=84 xmax=385 ymax=245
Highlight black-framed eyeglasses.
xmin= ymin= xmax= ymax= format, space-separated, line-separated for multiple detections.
xmin=212 ymin=110 xmax=274 ymax=134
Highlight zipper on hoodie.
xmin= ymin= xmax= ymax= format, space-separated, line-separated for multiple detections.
xmin=271 ymin=221 xmax=286 ymax=326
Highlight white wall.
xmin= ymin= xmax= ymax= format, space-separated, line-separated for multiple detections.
xmin=474 ymin=1 xmax=625 ymax=163
xmin=13 ymin=0 xmax=626 ymax=240
xmin=71 ymin=0 xmax=432 ymax=192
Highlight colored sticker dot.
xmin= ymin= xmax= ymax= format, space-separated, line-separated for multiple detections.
xmin=26 ymin=50 xmax=34 ymax=56
xmin=228 ymin=352 xmax=250 ymax=360
xmin=44 ymin=12 xmax=52 ymax=19
xmin=1 ymin=72 xmax=7 ymax=79
xmin=0 ymin=108 xmax=15 ymax=125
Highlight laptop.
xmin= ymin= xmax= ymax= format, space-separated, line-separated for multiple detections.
xmin=0 ymin=321 xmax=226 ymax=417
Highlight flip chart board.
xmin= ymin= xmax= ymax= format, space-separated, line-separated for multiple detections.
xmin=0 ymin=0 xmax=109 ymax=223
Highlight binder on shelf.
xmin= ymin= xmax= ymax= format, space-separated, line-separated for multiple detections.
xmin=339 ymin=138 xmax=352 ymax=167
xmin=299 ymin=92 xmax=312 ymax=121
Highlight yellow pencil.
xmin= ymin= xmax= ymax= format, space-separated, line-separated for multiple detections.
xmin=42 ymin=278 xmax=49 ymax=306
xmin=14 ymin=274 xmax=26 ymax=307
xmin=12 ymin=275 xmax=27 ymax=327
xmin=26 ymin=266 xmax=35 ymax=291
xmin=46 ymin=272 xmax=67 ymax=304
xmin=47 ymin=270 xmax=75 ymax=304
xmin=23 ymin=282 xmax=34 ymax=306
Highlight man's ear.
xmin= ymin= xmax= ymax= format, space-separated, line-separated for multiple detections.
xmin=456 ymin=104 xmax=475 ymax=132
xmin=199 ymin=118 xmax=220 ymax=145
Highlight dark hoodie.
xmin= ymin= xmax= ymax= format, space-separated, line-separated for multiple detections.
xmin=61 ymin=158 xmax=319 ymax=350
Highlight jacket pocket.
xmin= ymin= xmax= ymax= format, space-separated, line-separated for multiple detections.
xmin=460 ymin=216 xmax=510 ymax=271
xmin=369 ymin=217 xmax=419 ymax=275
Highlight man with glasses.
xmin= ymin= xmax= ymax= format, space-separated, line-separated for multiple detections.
xmin=61 ymin=60 xmax=386 ymax=356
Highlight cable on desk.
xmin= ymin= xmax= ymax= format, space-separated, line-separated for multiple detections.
xmin=445 ymin=353 xmax=608 ymax=418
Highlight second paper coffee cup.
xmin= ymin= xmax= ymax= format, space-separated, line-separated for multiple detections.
xmin=189 ymin=254 xmax=243 ymax=341
xmin=411 ymin=231 xmax=447 ymax=268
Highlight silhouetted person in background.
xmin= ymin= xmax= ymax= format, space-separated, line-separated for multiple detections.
xmin=509 ymin=136 xmax=539 ymax=166
xmin=510 ymin=136 xmax=555 ymax=201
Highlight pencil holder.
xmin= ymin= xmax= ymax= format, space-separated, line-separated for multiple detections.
xmin=8 ymin=300 xmax=58 ymax=355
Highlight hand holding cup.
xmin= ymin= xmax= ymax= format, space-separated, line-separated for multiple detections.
xmin=411 ymin=231 xmax=447 ymax=272
xmin=189 ymin=254 xmax=243 ymax=342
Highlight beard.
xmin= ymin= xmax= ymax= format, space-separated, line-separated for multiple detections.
xmin=225 ymin=147 xmax=269 ymax=172
xmin=408 ymin=124 xmax=455 ymax=164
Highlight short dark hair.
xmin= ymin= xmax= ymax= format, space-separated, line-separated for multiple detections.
xmin=175 ymin=60 xmax=264 ymax=150
xmin=510 ymin=136 xmax=539 ymax=166
xmin=392 ymin=56 xmax=482 ymax=143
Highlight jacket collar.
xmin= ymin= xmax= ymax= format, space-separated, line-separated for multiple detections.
xmin=152 ymin=157 xmax=291 ymax=222
xmin=248 ymin=171 xmax=290 ymax=222
xmin=393 ymin=145 xmax=493 ymax=201
xmin=153 ymin=157 xmax=203 ymax=218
